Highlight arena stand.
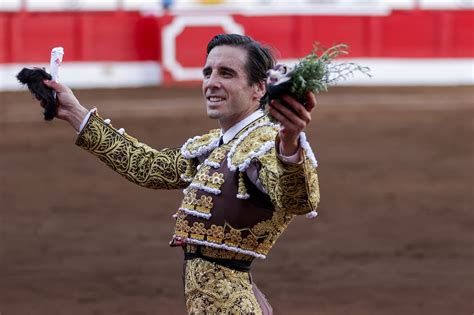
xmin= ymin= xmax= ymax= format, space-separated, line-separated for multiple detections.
xmin=0 ymin=0 xmax=472 ymax=90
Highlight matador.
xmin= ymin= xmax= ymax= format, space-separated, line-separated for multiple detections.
xmin=41 ymin=34 xmax=320 ymax=314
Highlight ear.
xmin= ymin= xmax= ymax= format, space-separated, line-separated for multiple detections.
xmin=253 ymin=81 xmax=266 ymax=101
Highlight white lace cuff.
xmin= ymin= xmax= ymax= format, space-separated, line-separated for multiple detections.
xmin=278 ymin=142 xmax=302 ymax=164
xmin=77 ymin=107 xmax=97 ymax=134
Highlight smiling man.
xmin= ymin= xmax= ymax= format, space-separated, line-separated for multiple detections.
xmin=42 ymin=34 xmax=320 ymax=314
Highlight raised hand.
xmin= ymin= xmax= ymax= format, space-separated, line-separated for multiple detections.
xmin=43 ymin=80 xmax=89 ymax=132
xmin=268 ymin=91 xmax=317 ymax=156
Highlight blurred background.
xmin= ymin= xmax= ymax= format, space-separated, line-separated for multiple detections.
xmin=0 ymin=1 xmax=473 ymax=314
xmin=0 ymin=0 xmax=473 ymax=89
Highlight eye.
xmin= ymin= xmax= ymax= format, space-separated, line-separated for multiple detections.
xmin=202 ymin=68 xmax=211 ymax=79
xmin=222 ymin=70 xmax=233 ymax=78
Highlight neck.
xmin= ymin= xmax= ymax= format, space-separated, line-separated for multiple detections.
xmin=219 ymin=107 xmax=260 ymax=132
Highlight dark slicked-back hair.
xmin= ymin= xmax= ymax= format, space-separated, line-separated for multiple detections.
xmin=206 ymin=34 xmax=276 ymax=107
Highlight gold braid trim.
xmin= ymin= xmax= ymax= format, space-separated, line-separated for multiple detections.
xmin=75 ymin=112 xmax=190 ymax=190
xmin=256 ymin=144 xmax=320 ymax=215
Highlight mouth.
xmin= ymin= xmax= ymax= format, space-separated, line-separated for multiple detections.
xmin=206 ymin=95 xmax=226 ymax=105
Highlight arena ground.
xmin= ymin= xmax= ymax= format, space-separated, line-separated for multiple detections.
xmin=0 ymin=86 xmax=473 ymax=315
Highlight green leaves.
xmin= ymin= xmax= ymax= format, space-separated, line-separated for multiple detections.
xmin=289 ymin=43 xmax=371 ymax=102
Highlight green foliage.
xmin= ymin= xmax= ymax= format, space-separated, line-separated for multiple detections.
xmin=290 ymin=43 xmax=371 ymax=101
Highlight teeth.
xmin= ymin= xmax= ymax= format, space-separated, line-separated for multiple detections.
xmin=209 ymin=97 xmax=224 ymax=102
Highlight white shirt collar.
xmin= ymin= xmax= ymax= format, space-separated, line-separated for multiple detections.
xmin=221 ymin=110 xmax=265 ymax=144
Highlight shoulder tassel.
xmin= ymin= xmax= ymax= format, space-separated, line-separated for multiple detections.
xmin=180 ymin=161 xmax=195 ymax=182
xmin=236 ymin=171 xmax=250 ymax=199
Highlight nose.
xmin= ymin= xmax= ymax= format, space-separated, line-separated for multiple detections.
xmin=204 ymin=72 xmax=222 ymax=90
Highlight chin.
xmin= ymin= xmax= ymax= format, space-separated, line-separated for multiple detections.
xmin=206 ymin=109 xmax=221 ymax=120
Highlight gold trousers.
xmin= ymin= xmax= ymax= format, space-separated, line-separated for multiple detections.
xmin=184 ymin=258 xmax=272 ymax=314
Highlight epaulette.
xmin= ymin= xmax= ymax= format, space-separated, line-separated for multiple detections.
xmin=180 ymin=129 xmax=221 ymax=159
xmin=227 ymin=121 xmax=279 ymax=172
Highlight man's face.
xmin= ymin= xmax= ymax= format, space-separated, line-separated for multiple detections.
xmin=202 ymin=45 xmax=263 ymax=131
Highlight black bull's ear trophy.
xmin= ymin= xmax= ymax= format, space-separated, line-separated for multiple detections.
xmin=17 ymin=67 xmax=57 ymax=121
xmin=265 ymin=43 xmax=371 ymax=116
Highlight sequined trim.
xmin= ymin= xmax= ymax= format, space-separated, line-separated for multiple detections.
xmin=178 ymin=236 xmax=266 ymax=259
xmin=178 ymin=207 xmax=212 ymax=219
xmin=189 ymin=182 xmax=221 ymax=195
xmin=203 ymin=159 xmax=220 ymax=169
xmin=181 ymin=130 xmax=220 ymax=159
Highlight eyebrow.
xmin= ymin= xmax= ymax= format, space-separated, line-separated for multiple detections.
xmin=219 ymin=66 xmax=237 ymax=75
xmin=202 ymin=65 xmax=238 ymax=76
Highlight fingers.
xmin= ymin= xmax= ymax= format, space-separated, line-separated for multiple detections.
xmin=270 ymin=99 xmax=307 ymax=131
xmin=43 ymin=79 xmax=64 ymax=93
xmin=269 ymin=93 xmax=317 ymax=128
xmin=268 ymin=101 xmax=293 ymax=128
xmin=269 ymin=93 xmax=318 ymax=143
xmin=305 ymin=91 xmax=317 ymax=112
xmin=281 ymin=95 xmax=312 ymax=124
xmin=269 ymin=100 xmax=304 ymax=155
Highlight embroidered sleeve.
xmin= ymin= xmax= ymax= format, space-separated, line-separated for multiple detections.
xmin=256 ymin=144 xmax=320 ymax=216
xmin=75 ymin=112 xmax=191 ymax=190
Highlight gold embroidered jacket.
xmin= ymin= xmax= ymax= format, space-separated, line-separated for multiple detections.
xmin=76 ymin=112 xmax=320 ymax=259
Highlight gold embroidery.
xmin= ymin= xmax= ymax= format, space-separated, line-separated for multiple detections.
xmin=192 ymin=166 xmax=225 ymax=191
xmin=181 ymin=189 xmax=214 ymax=215
xmin=227 ymin=121 xmax=278 ymax=171
xmin=190 ymin=222 xmax=207 ymax=235
xmin=182 ymin=161 xmax=195 ymax=182
xmin=206 ymin=146 xmax=227 ymax=165
xmin=257 ymin=147 xmax=320 ymax=215
xmin=197 ymin=195 xmax=213 ymax=212
xmin=241 ymin=234 xmax=259 ymax=250
xmin=227 ymin=115 xmax=320 ymax=215
xmin=181 ymin=129 xmax=221 ymax=158
xmin=237 ymin=171 xmax=250 ymax=199
xmin=79 ymin=111 xmax=320 ymax=262
xmin=174 ymin=210 xmax=293 ymax=257
xmin=224 ymin=229 xmax=243 ymax=247
xmin=200 ymin=246 xmax=254 ymax=261
xmin=209 ymin=172 xmax=225 ymax=185
xmin=76 ymin=113 xmax=190 ymax=190
xmin=207 ymin=225 xmax=225 ymax=240
xmin=184 ymin=258 xmax=262 ymax=314
xmin=185 ymin=244 xmax=254 ymax=261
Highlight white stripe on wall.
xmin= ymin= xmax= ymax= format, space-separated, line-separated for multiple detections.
xmin=2 ymin=61 xmax=162 ymax=91
xmin=1 ymin=58 xmax=472 ymax=91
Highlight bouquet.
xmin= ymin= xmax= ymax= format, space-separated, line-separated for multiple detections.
xmin=266 ymin=43 xmax=371 ymax=108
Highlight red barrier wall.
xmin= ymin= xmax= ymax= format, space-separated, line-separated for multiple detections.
xmin=0 ymin=11 xmax=152 ymax=63
xmin=0 ymin=9 xmax=472 ymax=64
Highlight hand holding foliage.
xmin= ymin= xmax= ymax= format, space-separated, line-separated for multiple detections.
xmin=267 ymin=43 xmax=372 ymax=105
